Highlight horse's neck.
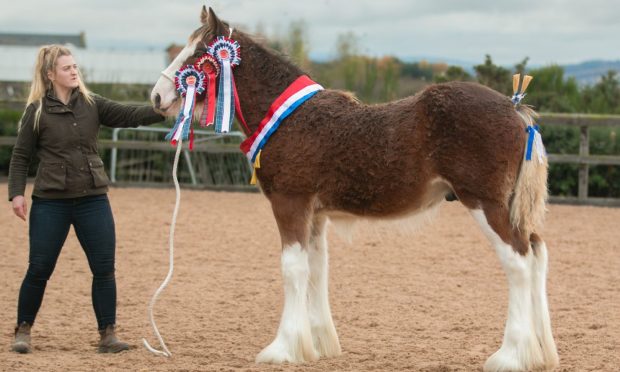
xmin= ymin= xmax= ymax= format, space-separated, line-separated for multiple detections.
xmin=234 ymin=41 xmax=305 ymax=135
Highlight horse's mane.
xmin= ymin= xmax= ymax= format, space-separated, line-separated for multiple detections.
xmin=191 ymin=19 xmax=306 ymax=80
xmin=241 ymin=33 xmax=306 ymax=77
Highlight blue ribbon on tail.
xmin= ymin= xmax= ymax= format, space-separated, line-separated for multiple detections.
xmin=525 ymin=124 xmax=540 ymax=161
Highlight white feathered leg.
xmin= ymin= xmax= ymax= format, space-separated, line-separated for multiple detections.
xmin=256 ymin=243 xmax=318 ymax=363
xmin=307 ymin=216 xmax=341 ymax=358
xmin=530 ymin=238 xmax=559 ymax=369
xmin=470 ymin=210 xmax=545 ymax=372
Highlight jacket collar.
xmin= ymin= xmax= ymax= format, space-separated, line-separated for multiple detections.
xmin=45 ymin=88 xmax=80 ymax=108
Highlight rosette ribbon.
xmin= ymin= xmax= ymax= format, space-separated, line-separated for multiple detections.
xmin=194 ymin=53 xmax=220 ymax=128
xmin=165 ymin=65 xmax=206 ymax=149
xmin=208 ymin=36 xmax=241 ymax=133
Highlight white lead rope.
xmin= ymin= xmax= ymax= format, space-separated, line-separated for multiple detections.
xmin=142 ymin=134 xmax=184 ymax=357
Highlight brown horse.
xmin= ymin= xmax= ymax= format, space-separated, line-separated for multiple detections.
xmin=151 ymin=7 xmax=559 ymax=371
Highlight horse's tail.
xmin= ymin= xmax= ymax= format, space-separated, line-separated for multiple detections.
xmin=510 ymin=104 xmax=549 ymax=235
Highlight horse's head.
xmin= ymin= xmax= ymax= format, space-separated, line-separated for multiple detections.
xmin=150 ymin=6 xmax=230 ymax=116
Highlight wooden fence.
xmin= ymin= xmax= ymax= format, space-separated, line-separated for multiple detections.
xmin=1 ymin=113 xmax=619 ymax=205
xmin=539 ymin=113 xmax=620 ymax=206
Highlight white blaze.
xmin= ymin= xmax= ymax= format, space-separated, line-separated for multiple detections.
xmin=150 ymin=39 xmax=199 ymax=114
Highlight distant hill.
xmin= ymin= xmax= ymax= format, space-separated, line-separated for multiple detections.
xmin=309 ymin=52 xmax=619 ymax=86
xmin=562 ymin=60 xmax=620 ymax=86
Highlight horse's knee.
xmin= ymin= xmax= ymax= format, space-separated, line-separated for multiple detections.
xmin=281 ymin=243 xmax=309 ymax=282
xmin=505 ymin=257 xmax=531 ymax=283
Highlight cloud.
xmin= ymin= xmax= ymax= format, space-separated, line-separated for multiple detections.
xmin=1 ymin=0 xmax=619 ymax=65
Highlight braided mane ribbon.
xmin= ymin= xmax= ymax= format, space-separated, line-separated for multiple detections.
xmin=511 ymin=73 xmax=533 ymax=106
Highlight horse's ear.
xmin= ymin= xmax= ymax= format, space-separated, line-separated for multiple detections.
xmin=200 ymin=5 xmax=209 ymax=25
xmin=205 ymin=7 xmax=227 ymax=35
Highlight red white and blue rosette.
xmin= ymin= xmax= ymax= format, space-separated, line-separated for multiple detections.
xmin=194 ymin=54 xmax=220 ymax=127
xmin=174 ymin=65 xmax=206 ymax=96
xmin=208 ymin=36 xmax=241 ymax=67
xmin=208 ymin=37 xmax=241 ymax=133
xmin=165 ymin=65 xmax=206 ymax=149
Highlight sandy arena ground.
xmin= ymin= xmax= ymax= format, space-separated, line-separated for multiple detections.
xmin=1 ymin=184 xmax=619 ymax=371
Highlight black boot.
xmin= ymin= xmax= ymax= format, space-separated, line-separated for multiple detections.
xmin=98 ymin=325 xmax=130 ymax=353
xmin=11 ymin=322 xmax=32 ymax=354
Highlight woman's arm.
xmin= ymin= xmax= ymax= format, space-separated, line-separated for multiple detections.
xmin=93 ymin=94 xmax=165 ymax=128
xmin=8 ymin=105 xmax=37 ymax=203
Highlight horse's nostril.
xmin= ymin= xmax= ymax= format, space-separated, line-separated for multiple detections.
xmin=154 ymin=93 xmax=161 ymax=109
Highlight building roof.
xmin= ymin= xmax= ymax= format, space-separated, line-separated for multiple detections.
xmin=0 ymin=32 xmax=86 ymax=48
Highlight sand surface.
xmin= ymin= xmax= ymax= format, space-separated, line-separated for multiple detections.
xmin=1 ymin=185 xmax=619 ymax=371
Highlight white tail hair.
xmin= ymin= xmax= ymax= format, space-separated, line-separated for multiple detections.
xmin=510 ymin=105 xmax=548 ymax=234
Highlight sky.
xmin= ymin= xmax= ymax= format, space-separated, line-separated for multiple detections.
xmin=1 ymin=0 xmax=619 ymax=66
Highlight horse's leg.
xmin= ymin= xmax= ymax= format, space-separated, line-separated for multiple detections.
xmin=307 ymin=215 xmax=341 ymax=358
xmin=469 ymin=204 xmax=546 ymax=372
xmin=529 ymin=233 xmax=560 ymax=370
xmin=256 ymin=194 xmax=319 ymax=364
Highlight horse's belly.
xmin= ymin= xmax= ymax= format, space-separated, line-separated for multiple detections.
xmin=318 ymin=176 xmax=451 ymax=218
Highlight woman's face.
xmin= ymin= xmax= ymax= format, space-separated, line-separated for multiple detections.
xmin=48 ymin=54 xmax=80 ymax=91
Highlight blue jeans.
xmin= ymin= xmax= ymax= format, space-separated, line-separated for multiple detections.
xmin=18 ymin=194 xmax=117 ymax=330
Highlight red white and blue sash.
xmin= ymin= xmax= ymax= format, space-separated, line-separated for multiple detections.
xmin=240 ymin=75 xmax=323 ymax=163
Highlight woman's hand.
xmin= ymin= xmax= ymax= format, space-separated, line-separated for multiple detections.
xmin=12 ymin=196 xmax=27 ymax=221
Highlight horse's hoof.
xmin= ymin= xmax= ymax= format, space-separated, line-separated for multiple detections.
xmin=256 ymin=339 xmax=297 ymax=364
xmin=484 ymin=349 xmax=523 ymax=372
xmin=483 ymin=346 xmax=548 ymax=372
xmin=311 ymin=326 xmax=342 ymax=358
xmin=256 ymin=336 xmax=319 ymax=364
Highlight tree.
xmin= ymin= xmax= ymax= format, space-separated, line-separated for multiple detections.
xmin=582 ymin=70 xmax=620 ymax=114
xmin=335 ymin=31 xmax=359 ymax=60
xmin=379 ymin=57 xmax=400 ymax=102
xmin=514 ymin=57 xmax=530 ymax=76
xmin=286 ymin=20 xmax=311 ymax=71
xmin=400 ymin=61 xmax=434 ymax=81
xmin=335 ymin=32 xmax=362 ymax=92
xmin=434 ymin=66 xmax=472 ymax=83
xmin=526 ymin=65 xmax=581 ymax=112
xmin=474 ymin=55 xmax=511 ymax=94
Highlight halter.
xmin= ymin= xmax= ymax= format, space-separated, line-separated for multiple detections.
xmin=160 ymin=70 xmax=176 ymax=84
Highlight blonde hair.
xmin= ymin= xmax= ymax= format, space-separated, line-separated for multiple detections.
xmin=20 ymin=44 xmax=94 ymax=131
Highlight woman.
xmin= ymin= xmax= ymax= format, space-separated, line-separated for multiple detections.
xmin=8 ymin=45 xmax=164 ymax=354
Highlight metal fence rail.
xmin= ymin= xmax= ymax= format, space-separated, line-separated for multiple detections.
xmin=103 ymin=127 xmax=255 ymax=192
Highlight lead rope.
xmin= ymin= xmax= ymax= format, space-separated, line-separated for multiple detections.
xmin=142 ymin=134 xmax=184 ymax=357
xmin=142 ymin=29 xmax=239 ymax=357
